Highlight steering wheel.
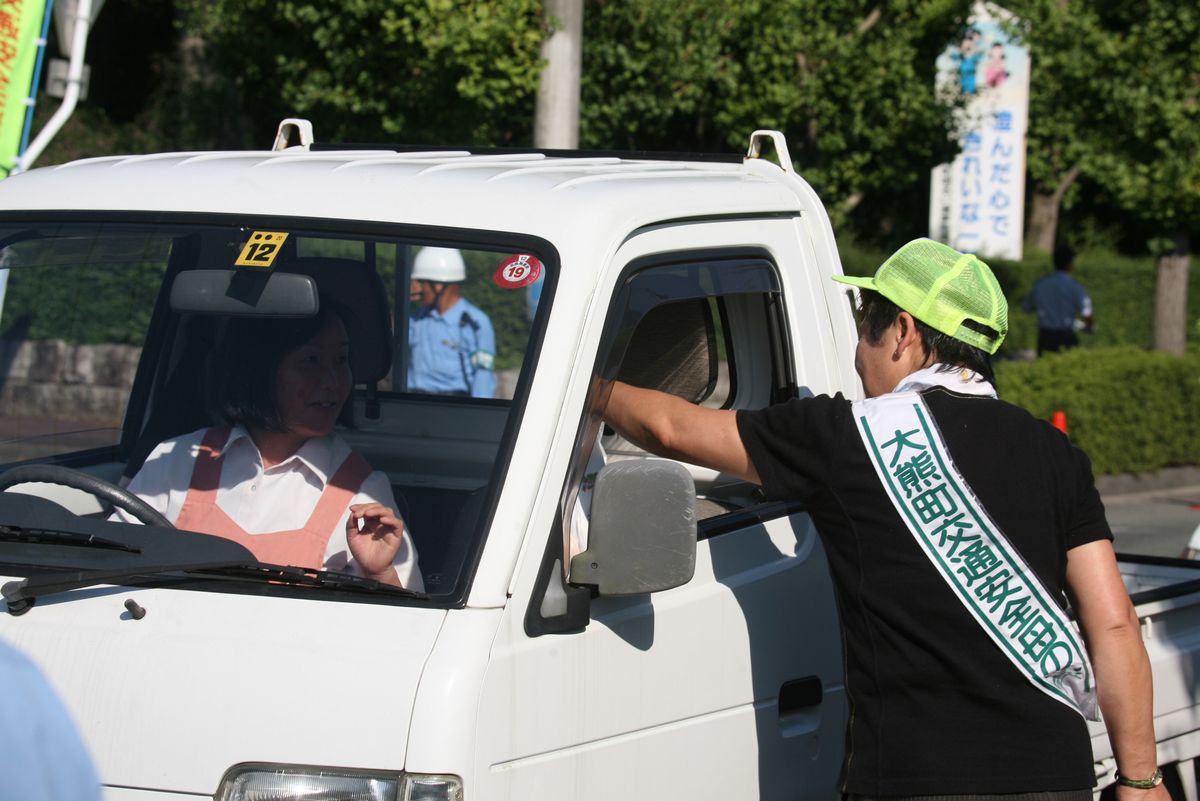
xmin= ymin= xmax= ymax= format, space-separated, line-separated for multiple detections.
xmin=0 ymin=464 xmax=174 ymax=529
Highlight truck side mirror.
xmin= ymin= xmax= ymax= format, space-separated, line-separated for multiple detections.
xmin=569 ymin=459 xmax=696 ymax=595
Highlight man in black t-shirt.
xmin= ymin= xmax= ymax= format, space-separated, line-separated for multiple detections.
xmin=603 ymin=239 xmax=1165 ymax=801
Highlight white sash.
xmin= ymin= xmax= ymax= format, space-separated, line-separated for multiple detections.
xmin=853 ymin=366 xmax=1099 ymax=720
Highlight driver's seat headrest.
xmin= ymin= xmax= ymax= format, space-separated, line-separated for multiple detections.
xmin=616 ymin=299 xmax=717 ymax=403
xmin=277 ymin=257 xmax=393 ymax=384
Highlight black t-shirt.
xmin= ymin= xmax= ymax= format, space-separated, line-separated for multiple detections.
xmin=736 ymin=387 xmax=1112 ymax=796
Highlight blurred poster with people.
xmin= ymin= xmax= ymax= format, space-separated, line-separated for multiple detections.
xmin=929 ymin=2 xmax=1030 ymax=261
xmin=0 ymin=0 xmax=48 ymax=177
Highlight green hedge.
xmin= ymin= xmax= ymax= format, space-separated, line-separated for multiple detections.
xmin=995 ymin=346 xmax=1200 ymax=475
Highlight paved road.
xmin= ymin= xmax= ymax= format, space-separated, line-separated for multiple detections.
xmin=1102 ymin=484 xmax=1200 ymax=559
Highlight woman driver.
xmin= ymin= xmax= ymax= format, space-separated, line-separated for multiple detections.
xmin=117 ymin=304 xmax=423 ymax=591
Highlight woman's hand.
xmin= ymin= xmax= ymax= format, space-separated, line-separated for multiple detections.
xmin=346 ymin=503 xmax=406 ymax=587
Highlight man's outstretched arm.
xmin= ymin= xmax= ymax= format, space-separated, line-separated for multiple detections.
xmin=1066 ymin=539 xmax=1168 ymax=801
xmin=603 ymin=380 xmax=760 ymax=485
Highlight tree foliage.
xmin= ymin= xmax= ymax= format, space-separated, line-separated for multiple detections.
xmin=1085 ymin=0 xmax=1200 ymax=353
xmin=23 ymin=0 xmax=1200 ymax=259
xmin=179 ymin=0 xmax=547 ymax=145
xmin=1083 ymin=1 xmax=1200 ymax=239
xmin=1005 ymin=0 xmax=1115 ymax=251
xmin=155 ymin=0 xmax=975 ymax=239
xmin=580 ymin=0 xmax=971 ymax=238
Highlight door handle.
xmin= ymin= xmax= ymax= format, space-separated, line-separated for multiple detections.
xmin=779 ymin=676 xmax=824 ymax=736
xmin=779 ymin=676 xmax=823 ymax=715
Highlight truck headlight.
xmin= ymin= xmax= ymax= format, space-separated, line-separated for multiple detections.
xmin=216 ymin=763 xmax=463 ymax=801
xmin=400 ymin=775 xmax=464 ymax=801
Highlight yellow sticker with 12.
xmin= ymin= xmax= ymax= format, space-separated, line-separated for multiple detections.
xmin=234 ymin=231 xmax=290 ymax=268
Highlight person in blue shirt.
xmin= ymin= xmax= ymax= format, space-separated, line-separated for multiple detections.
xmin=407 ymin=247 xmax=497 ymax=397
xmin=0 ymin=638 xmax=102 ymax=801
xmin=1022 ymin=243 xmax=1094 ymax=355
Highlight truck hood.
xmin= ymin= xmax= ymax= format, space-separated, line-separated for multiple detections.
xmin=0 ymin=576 xmax=445 ymax=796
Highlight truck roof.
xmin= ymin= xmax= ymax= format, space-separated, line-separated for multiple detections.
xmin=0 ymin=134 xmax=813 ymax=243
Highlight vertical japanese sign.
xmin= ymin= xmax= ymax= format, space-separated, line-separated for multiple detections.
xmin=929 ymin=3 xmax=1030 ymax=261
xmin=0 ymin=0 xmax=46 ymax=176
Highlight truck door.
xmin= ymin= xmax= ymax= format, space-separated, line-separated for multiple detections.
xmin=478 ymin=219 xmax=848 ymax=801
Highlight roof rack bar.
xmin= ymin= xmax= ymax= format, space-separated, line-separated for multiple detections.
xmin=310 ymin=142 xmax=742 ymax=164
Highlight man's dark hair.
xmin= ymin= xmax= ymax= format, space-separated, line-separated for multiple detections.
xmin=1053 ymin=243 xmax=1076 ymax=271
xmin=206 ymin=302 xmax=355 ymax=432
xmin=858 ymin=289 xmax=997 ymax=386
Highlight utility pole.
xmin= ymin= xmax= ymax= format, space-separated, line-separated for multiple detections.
xmin=16 ymin=0 xmax=103 ymax=173
xmin=534 ymin=0 xmax=582 ymax=150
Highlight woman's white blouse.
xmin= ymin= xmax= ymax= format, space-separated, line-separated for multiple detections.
xmin=117 ymin=426 xmax=423 ymax=591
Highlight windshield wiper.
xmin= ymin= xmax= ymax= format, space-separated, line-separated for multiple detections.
xmin=199 ymin=563 xmax=429 ymax=599
xmin=3 ymin=561 xmax=427 ymax=615
xmin=0 ymin=524 xmax=139 ymax=553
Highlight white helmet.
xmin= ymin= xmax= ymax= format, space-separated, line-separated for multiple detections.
xmin=412 ymin=247 xmax=466 ymax=283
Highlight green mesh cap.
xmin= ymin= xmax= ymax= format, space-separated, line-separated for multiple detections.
xmin=832 ymin=238 xmax=1008 ymax=354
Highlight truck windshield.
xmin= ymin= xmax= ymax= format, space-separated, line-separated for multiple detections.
xmin=0 ymin=218 xmax=553 ymax=601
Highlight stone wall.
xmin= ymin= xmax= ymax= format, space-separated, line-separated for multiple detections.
xmin=0 ymin=339 xmax=141 ymax=423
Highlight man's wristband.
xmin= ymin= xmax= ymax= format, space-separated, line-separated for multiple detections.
xmin=1116 ymin=768 xmax=1163 ymax=789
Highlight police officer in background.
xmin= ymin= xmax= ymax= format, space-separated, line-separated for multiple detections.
xmin=407 ymin=247 xmax=496 ymax=398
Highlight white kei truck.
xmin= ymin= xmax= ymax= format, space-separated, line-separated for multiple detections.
xmin=0 ymin=121 xmax=1197 ymax=801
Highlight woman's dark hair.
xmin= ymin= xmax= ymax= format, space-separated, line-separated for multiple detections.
xmin=206 ymin=301 xmax=355 ymax=432
xmin=858 ymin=289 xmax=997 ymax=386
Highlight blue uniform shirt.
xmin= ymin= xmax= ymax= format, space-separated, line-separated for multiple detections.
xmin=0 ymin=638 xmax=102 ymax=801
xmin=408 ymin=296 xmax=497 ymax=397
xmin=1022 ymin=271 xmax=1092 ymax=331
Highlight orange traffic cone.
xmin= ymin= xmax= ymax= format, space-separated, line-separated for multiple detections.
xmin=1051 ymin=410 xmax=1068 ymax=435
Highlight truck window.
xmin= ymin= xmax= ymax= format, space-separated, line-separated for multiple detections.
xmin=563 ymin=253 xmax=790 ymax=558
xmin=0 ymin=218 xmax=555 ymax=602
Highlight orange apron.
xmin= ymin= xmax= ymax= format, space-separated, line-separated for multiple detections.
xmin=174 ymin=426 xmax=372 ymax=569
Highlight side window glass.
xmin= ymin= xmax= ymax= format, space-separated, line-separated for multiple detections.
xmin=566 ymin=255 xmax=789 ymax=564
xmin=570 ymin=296 xmax=721 ymax=556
